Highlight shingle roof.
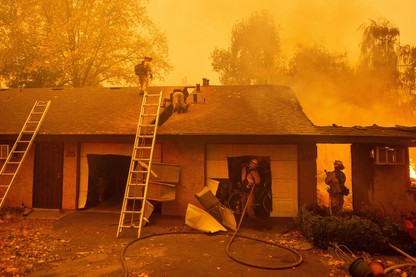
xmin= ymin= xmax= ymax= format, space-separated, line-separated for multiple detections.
xmin=315 ymin=125 xmax=416 ymax=142
xmin=158 ymin=85 xmax=317 ymax=135
xmin=0 ymin=87 xmax=145 ymax=135
xmin=0 ymin=85 xmax=317 ymax=136
xmin=0 ymin=85 xmax=415 ymax=143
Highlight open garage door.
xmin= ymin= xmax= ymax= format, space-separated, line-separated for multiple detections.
xmin=79 ymin=143 xmax=161 ymax=209
xmin=206 ymin=144 xmax=298 ymax=217
xmin=85 ymin=154 xmax=129 ymax=208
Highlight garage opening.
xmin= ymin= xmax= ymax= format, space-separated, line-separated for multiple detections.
xmin=213 ymin=156 xmax=272 ymax=218
xmin=85 ymin=154 xmax=130 ymax=209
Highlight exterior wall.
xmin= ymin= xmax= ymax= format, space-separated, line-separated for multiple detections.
xmin=62 ymin=141 xmax=78 ymax=210
xmin=4 ymin=139 xmax=153 ymax=210
xmin=79 ymin=142 xmax=144 ymax=209
xmin=159 ymin=138 xmax=318 ymax=217
xmin=3 ymin=148 xmax=34 ymax=208
xmin=205 ymin=143 xmax=299 ymax=217
xmin=351 ymin=144 xmax=373 ymax=211
xmin=160 ymin=137 xmax=205 ymax=216
xmin=372 ymin=164 xmax=415 ymax=216
xmin=297 ymin=143 xmax=318 ymax=208
xmin=3 ymin=142 xmax=77 ymax=210
xmin=4 ymin=136 xmax=414 ymax=220
xmin=352 ymin=143 xmax=416 ymax=218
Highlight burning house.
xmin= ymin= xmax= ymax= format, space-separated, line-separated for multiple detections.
xmin=1 ymin=84 xmax=416 ymax=219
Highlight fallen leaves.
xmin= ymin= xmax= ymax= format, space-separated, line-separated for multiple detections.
xmin=0 ymin=211 xmax=66 ymax=276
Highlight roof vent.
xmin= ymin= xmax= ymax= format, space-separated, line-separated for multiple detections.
xmin=202 ymin=78 xmax=209 ymax=86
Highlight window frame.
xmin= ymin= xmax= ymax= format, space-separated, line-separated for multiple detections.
xmin=374 ymin=146 xmax=405 ymax=165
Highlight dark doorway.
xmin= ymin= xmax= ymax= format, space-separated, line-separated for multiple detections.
xmin=85 ymin=154 xmax=130 ymax=209
xmin=33 ymin=142 xmax=63 ymax=209
xmin=226 ymin=156 xmax=272 ymax=217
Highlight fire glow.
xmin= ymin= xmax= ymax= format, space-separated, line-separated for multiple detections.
xmin=410 ymin=159 xmax=416 ymax=188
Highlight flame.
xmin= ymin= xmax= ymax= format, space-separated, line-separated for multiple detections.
xmin=410 ymin=159 xmax=416 ymax=180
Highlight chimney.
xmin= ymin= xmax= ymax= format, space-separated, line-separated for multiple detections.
xmin=202 ymin=78 xmax=209 ymax=86
xmin=196 ymin=83 xmax=200 ymax=92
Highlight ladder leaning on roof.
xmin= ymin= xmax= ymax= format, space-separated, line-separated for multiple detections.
xmin=116 ymin=90 xmax=163 ymax=238
xmin=0 ymin=100 xmax=51 ymax=208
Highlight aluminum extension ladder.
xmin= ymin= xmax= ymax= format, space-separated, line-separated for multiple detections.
xmin=116 ymin=90 xmax=163 ymax=238
xmin=0 ymin=100 xmax=51 ymax=208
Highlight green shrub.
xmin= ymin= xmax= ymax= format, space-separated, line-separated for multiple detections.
xmin=297 ymin=204 xmax=324 ymax=244
xmin=297 ymin=205 xmax=387 ymax=253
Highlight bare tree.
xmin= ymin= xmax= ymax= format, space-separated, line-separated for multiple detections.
xmin=210 ymin=10 xmax=283 ymax=85
xmin=0 ymin=0 xmax=171 ymax=88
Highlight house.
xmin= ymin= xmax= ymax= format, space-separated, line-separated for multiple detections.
xmin=1 ymin=84 xmax=416 ymax=219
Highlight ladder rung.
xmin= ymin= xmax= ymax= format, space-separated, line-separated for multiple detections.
xmin=128 ymin=184 xmax=146 ymax=187
xmin=6 ymin=162 xmax=20 ymax=164
xmin=12 ymin=151 xmax=26 ymax=154
xmin=119 ymin=225 xmax=138 ymax=229
xmin=131 ymin=164 xmax=148 ymax=168
xmin=134 ymin=146 xmax=152 ymax=150
xmin=132 ymin=161 xmax=150 ymax=165
xmin=27 ymin=121 xmax=40 ymax=124
xmin=125 ymin=196 xmax=145 ymax=200
xmin=1 ymin=173 xmax=15 ymax=176
xmin=122 ymin=210 xmax=143 ymax=214
xmin=0 ymin=185 xmax=9 ymax=188
xmin=131 ymin=167 xmax=148 ymax=173
xmin=17 ymin=140 xmax=31 ymax=143
xmin=141 ymin=113 xmax=158 ymax=117
xmin=22 ymin=131 xmax=35 ymax=134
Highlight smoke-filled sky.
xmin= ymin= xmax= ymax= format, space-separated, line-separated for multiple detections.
xmin=148 ymin=0 xmax=416 ymax=86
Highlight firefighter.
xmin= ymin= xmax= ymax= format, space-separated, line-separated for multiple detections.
xmin=241 ymin=158 xmax=261 ymax=219
xmin=325 ymin=160 xmax=347 ymax=215
xmin=135 ymin=57 xmax=153 ymax=94
xmin=167 ymin=88 xmax=189 ymax=114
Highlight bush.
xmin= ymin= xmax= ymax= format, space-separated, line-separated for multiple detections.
xmin=381 ymin=217 xmax=416 ymax=255
xmin=298 ymin=205 xmax=387 ymax=253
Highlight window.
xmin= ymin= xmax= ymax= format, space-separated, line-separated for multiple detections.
xmin=374 ymin=146 xmax=405 ymax=165
xmin=0 ymin=145 xmax=9 ymax=159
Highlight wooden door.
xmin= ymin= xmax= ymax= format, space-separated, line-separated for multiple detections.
xmin=33 ymin=142 xmax=63 ymax=209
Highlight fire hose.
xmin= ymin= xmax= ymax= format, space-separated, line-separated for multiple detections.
xmin=120 ymin=187 xmax=303 ymax=276
xmin=225 ymin=185 xmax=303 ymax=269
